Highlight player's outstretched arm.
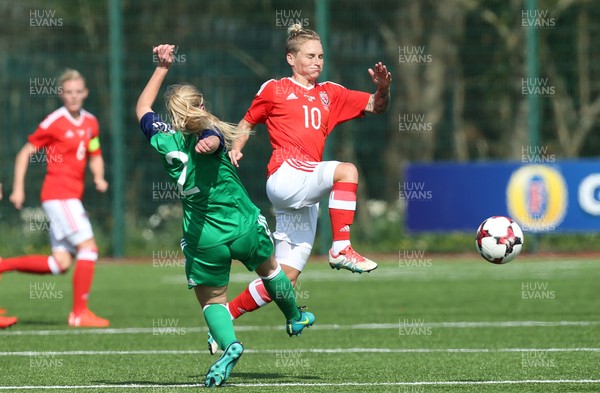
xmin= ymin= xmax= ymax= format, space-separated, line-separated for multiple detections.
xmin=228 ymin=119 xmax=254 ymax=167
xmin=9 ymin=143 xmax=37 ymax=210
xmin=365 ymin=62 xmax=392 ymax=114
xmin=136 ymin=44 xmax=175 ymax=122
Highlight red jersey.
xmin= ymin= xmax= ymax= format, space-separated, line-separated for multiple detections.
xmin=27 ymin=106 xmax=102 ymax=201
xmin=244 ymin=77 xmax=370 ymax=176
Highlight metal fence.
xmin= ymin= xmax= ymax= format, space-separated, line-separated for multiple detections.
xmin=1 ymin=0 xmax=598 ymax=256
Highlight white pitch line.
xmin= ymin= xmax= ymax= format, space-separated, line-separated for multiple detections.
xmin=1 ymin=320 xmax=598 ymax=336
xmin=1 ymin=380 xmax=600 ymax=390
xmin=1 ymin=347 xmax=599 ymax=357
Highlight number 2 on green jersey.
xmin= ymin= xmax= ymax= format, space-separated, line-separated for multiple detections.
xmin=165 ymin=151 xmax=200 ymax=196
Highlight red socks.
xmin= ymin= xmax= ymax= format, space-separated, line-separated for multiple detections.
xmin=227 ymin=278 xmax=271 ymax=319
xmin=0 ymin=255 xmax=61 ymax=275
xmin=72 ymin=249 xmax=98 ymax=315
xmin=1 ymin=249 xmax=99 ymax=317
xmin=329 ymin=182 xmax=357 ymax=241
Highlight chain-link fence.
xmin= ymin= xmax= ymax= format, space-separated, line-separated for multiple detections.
xmin=1 ymin=0 xmax=598 ymax=256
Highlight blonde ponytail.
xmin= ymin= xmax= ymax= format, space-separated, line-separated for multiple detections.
xmin=165 ymin=84 xmax=249 ymax=149
xmin=286 ymin=23 xmax=320 ymax=55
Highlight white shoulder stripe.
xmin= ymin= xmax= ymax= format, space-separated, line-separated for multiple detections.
xmin=80 ymin=109 xmax=97 ymax=121
xmin=255 ymin=79 xmax=276 ymax=96
xmin=39 ymin=107 xmax=69 ymax=129
xmin=321 ymin=81 xmax=347 ymax=89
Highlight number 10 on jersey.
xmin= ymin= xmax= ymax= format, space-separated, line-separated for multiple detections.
xmin=302 ymin=105 xmax=321 ymax=130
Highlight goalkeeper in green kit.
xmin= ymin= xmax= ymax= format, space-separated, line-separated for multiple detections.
xmin=136 ymin=44 xmax=315 ymax=388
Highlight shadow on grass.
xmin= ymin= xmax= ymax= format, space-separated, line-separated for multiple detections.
xmin=93 ymin=372 xmax=321 ymax=386
xmin=93 ymin=380 xmax=201 ymax=386
xmin=13 ymin=319 xmax=65 ymax=327
xmin=233 ymin=372 xmax=322 ymax=381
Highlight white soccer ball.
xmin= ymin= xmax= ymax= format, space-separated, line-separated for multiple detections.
xmin=475 ymin=216 xmax=524 ymax=264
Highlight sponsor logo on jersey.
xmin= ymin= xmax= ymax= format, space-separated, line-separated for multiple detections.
xmin=65 ymin=130 xmax=75 ymax=138
xmin=286 ymin=93 xmax=298 ymax=100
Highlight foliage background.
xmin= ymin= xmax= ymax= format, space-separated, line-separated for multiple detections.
xmin=1 ymin=0 xmax=599 ymax=257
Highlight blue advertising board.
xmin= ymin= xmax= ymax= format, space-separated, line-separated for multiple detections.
xmin=404 ymin=160 xmax=600 ymax=233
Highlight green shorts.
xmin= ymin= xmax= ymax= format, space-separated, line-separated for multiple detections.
xmin=183 ymin=215 xmax=274 ymax=288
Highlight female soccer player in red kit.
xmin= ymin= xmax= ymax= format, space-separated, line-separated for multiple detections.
xmin=1 ymin=69 xmax=110 ymax=328
xmin=209 ymin=23 xmax=391 ymax=332
xmin=0 ymin=182 xmax=18 ymax=329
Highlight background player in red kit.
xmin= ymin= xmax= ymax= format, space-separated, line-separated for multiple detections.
xmin=208 ymin=23 xmax=391 ymax=335
xmin=0 ymin=182 xmax=18 ymax=329
xmin=1 ymin=69 xmax=110 ymax=328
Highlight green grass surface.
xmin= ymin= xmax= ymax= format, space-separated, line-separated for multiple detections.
xmin=1 ymin=255 xmax=599 ymax=392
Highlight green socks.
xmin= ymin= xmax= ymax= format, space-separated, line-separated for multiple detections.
xmin=261 ymin=268 xmax=301 ymax=321
xmin=203 ymin=304 xmax=236 ymax=350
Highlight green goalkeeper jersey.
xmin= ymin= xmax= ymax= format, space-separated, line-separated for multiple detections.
xmin=140 ymin=111 xmax=259 ymax=249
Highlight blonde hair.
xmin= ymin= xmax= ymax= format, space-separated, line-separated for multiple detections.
xmin=165 ymin=84 xmax=248 ymax=149
xmin=286 ymin=23 xmax=320 ymax=55
xmin=58 ymin=69 xmax=85 ymax=87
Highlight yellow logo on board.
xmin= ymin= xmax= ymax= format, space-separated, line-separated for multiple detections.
xmin=506 ymin=165 xmax=568 ymax=232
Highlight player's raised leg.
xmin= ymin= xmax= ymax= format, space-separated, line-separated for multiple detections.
xmin=328 ymin=162 xmax=377 ymax=273
xmin=226 ymin=208 xmax=314 ymax=322
xmin=0 ymin=255 xmax=65 ymax=275
xmin=232 ymin=213 xmax=315 ymax=333
xmin=255 ymin=259 xmax=315 ymax=336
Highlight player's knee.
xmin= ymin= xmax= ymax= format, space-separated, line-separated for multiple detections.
xmin=76 ymin=247 xmax=99 ymax=263
xmin=52 ymin=252 xmax=73 ymax=272
xmin=334 ymin=162 xmax=358 ymax=183
xmin=195 ymin=286 xmax=228 ymax=308
xmin=281 ymin=265 xmax=301 ymax=286
xmin=77 ymin=238 xmax=98 ymax=251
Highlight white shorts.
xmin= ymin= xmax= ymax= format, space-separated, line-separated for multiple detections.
xmin=266 ymin=159 xmax=340 ymax=271
xmin=42 ymin=199 xmax=94 ymax=254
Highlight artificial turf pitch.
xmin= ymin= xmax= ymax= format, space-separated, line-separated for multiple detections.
xmin=1 ymin=255 xmax=599 ymax=392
